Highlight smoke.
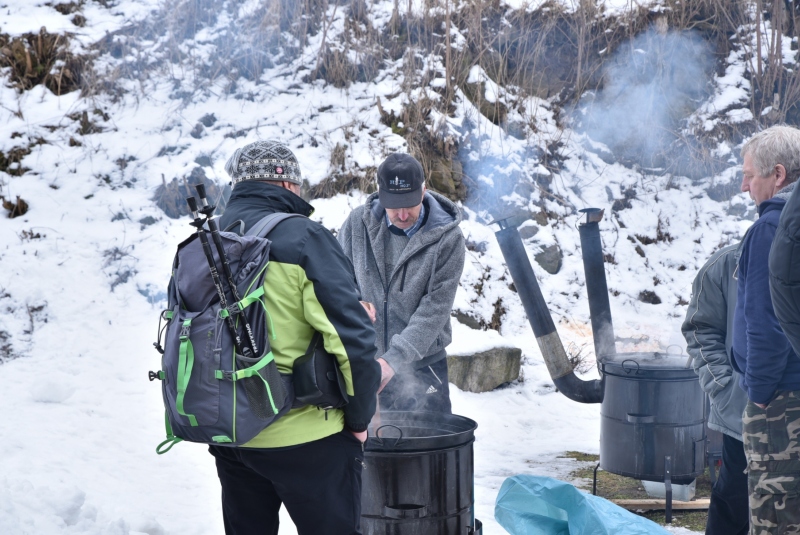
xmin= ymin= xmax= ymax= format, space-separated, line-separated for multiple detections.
xmin=455 ymin=112 xmax=549 ymax=222
xmin=576 ymin=28 xmax=714 ymax=172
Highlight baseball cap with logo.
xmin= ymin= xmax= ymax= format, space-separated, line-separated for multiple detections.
xmin=377 ymin=153 xmax=425 ymax=209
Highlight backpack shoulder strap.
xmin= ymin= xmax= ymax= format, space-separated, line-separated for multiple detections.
xmin=245 ymin=213 xmax=306 ymax=238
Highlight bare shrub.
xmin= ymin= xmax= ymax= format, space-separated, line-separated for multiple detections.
xmin=103 ymin=247 xmax=138 ymax=291
xmin=734 ymin=1 xmax=800 ymax=127
xmin=567 ymin=342 xmax=594 ymax=375
xmin=18 ymin=229 xmax=44 ymax=242
xmin=154 ymin=167 xmax=225 ymax=218
xmin=652 ymin=1 xmax=800 ymax=170
xmin=313 ymin=48 xmax=358 ymax=88
xmin=0 ymin=28 xmax=86 ymax=94
xmin=330 ymin=142 xmax=347 ymax=171
xmin=309 ymin=141 xmax=377 ymax=199
xmin=0 ymin=329 xmax=12 ymax=363
xmin=638 ymin=290 xmax=662 ymax=305
xmin=1 ymin=195 xmax=29 ymax=218
xmin=309 ymin=165 xmax=377 ymax=199
xmin=93 ymin=0 xmax=330 ymax=95
xmin=0 ymin=146 xmax=33 ymax=176
xmin=305 ymin=0 xmax=385 ymax=87
xmin=483 ymin=298 xmax=506 ymax=331
xmin=377 ymin=94 xmax=466 ymax=201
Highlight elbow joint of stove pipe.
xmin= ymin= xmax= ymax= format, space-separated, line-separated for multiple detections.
xmin=538 ymin=331 xmax=605 ymax=404
xmin=493 ymin=220 xmax=604 ymax=404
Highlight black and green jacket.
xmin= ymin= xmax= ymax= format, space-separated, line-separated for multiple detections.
xmin=218 ymin=181 xmax=380 ymax=447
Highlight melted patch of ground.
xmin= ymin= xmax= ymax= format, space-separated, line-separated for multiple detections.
xmin=563 ymin=451 xmax=712 ymax=532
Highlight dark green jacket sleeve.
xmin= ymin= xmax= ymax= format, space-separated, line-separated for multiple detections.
xmin=300 ymin=225 xmax=380 ymax=432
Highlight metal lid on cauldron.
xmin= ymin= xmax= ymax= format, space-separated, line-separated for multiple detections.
xmin=598 ymin=351 xmax=695 ymax=379
xmin=366 ymin=411 xmax=477 ymax=453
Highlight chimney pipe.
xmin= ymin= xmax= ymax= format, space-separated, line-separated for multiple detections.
xmin=493 ymin=217 xmax=604 ymax=404
xmin=578 ymin=208 xmax=616 ymax=359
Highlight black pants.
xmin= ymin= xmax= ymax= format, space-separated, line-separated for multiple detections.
xmin=706 ymin=434 xmax=748 ymax=535
xmin=379 ymin=357 xmax=451 ymax=413
xmin=209 ymin=431 xmax=365 ymax=535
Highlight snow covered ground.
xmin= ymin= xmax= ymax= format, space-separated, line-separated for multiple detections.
xmin=0 ymin=181 xmax=703 ymax=535
xmin=0 ymin=0 xmax=759 ymax=533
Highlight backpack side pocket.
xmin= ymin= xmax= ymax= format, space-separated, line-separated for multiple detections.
xmin=163 ymin=308 xmax=222 ymax=430
xmin=235 ymin=351 xmax=286 ymax=419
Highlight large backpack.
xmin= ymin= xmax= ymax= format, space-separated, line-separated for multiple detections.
xmin=152 ymin=213 xmax=301 ymax=453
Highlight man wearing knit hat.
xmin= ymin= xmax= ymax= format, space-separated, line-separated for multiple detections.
xmin=208 ymin=140 xmax=380 ymax=535
xmin=338 ymin=152 xmax=465 ymax=413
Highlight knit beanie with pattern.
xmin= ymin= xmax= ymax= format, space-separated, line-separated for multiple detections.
xmin=224 ymin=140 xmax=302 ymax=186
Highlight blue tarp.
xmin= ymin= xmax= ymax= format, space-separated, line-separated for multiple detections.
xmin=495 ymin=475 xmax=670 ymax=534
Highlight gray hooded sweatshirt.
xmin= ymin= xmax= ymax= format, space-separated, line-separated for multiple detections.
xmin=338 ymin=191 xmax=465 ymax=373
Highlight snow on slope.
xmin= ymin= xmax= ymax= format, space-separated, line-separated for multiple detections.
xmin=0 ymin=1 xmax=755 ymax=533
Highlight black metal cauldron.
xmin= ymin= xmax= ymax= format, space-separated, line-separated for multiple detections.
xmin=361 ymin=411 xmax=482 ymax=535
xmin=598 ymin=352 xmax=706 ymax=484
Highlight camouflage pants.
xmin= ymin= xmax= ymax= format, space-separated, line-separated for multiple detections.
xmin=742 ymin=390 xmax=800 ymax=535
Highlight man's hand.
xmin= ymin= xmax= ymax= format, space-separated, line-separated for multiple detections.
xmin=376 ymin=357 xmax=395 ymax=393
xmin=755 ymin=402 xmax=768 ymax=410
xmin=360 ymin=301 xmax=376 ymax=324
xmin=350 ymin=430 xmax=368 ymax=443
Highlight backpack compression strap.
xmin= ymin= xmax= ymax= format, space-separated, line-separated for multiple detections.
xmin=176 ymin=319 xmax=199 ymax=427
xmin=155 ymin=318 xmax=199 ymax=455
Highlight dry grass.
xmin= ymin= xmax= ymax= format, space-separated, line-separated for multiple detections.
xmin=308 ymin=140 xmax=378 ymax=199
xmin=92 ymin=0 xmax=332 ymax=95
xmin=0 ymin=195 xmax=29 ymax=218
xmin=9 ymin=0 xmax=800 ymax=204
xmin=0 ymin=146 xmax=33 ymax=177
xmin=309 ymin=167 xmax=377 ymax=199
xmin=153 ymin=167 xmax=225 ymax=219
xmin=0 ymin=28 xmax=86 ymax=95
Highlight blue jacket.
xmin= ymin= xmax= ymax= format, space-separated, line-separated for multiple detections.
xmin=732 ymin=194 xmax=800 ymax=404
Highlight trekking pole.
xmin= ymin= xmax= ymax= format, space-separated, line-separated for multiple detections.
xmin=186 ymin=196 xmax=253 ymax=359
xmin=194 ymin=184 xmax=259 ymax=357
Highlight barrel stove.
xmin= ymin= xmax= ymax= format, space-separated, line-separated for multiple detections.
xmin=599 ymin=352 xmax=706 ymax=484
xmin=493 ymin=208 xmax=706 ymax=522
xmin=361 ymin=411 xmax=482 ymax=535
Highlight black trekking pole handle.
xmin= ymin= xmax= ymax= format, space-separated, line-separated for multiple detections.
xmin=186 ymin=196 xmax=252 ymax=360
xmin=194 ymin=185 xmax=260 ymax=356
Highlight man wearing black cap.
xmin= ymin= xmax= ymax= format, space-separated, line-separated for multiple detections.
xmin=338 ymin=152 xmax=465 ymax=413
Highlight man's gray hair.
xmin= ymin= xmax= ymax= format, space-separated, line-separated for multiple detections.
xmin=741 ymin=125 xmax=800 ymax=184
